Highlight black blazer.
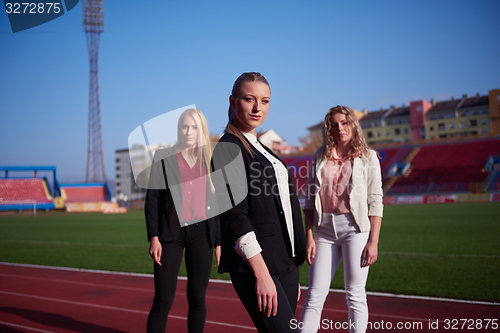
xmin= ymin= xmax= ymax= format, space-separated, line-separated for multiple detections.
xmin=212 ymin=133 xmax=306 ymax=275
xmin=144 ymin=147 xmax=219 ymax=247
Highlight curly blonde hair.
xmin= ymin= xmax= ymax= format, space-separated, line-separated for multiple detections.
xmin=320 ymin=105 xmax=370 ymax=161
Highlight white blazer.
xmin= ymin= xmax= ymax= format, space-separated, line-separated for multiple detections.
xmin=304 ymin=148 xmax=383 ymax=232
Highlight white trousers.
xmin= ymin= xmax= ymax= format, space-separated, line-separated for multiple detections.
xmin=299 ymin=213 xmax=369 ymax=333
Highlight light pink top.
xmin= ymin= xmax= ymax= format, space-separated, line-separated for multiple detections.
xmin=319 ymin=154 xmax=353 ymax=214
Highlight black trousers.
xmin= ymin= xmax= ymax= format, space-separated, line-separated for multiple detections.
xmin=147 ymin=221 xmax=213 ymax=333
xmin=230 ymin=263 xmax=299 ymax=333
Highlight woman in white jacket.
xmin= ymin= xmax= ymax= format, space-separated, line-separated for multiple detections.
xmin=299 ymin=106 xmax=383 ymax=333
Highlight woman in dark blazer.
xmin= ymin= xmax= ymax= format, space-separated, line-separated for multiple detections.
xmin=145 ymin=108 xmax=220 ymax=333
xmin=212 ymin=72 xmax=306 ymax=332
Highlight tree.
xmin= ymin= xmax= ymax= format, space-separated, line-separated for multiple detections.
xmin=298 ymin=131 xmax=322 ymax=155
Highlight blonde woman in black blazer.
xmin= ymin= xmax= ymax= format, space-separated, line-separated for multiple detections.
xmin=145 ymin=108 xmax=220 ymax=333
xmin=212 ymin=72 xmax=306 ymax=333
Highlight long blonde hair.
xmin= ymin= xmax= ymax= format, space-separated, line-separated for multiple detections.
xmin=320 ymin=105 xmax=370 ymax=161
xmin=175 ymin=108 xmax=212 ymax=176
xmin=224 ymin=72 xmax=270 ymax=156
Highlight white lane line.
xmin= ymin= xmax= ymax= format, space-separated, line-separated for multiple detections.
xmin=0 ymin=290 xmax=256 ymax=331
xmin=0 ymin=273 xmax=241 ymax=302
xmin=0 ymin=262 xmax=154 ymax=277
xmin=0 ymin=273 xmax=152 ymax=292
xmin=0 ymin=320 xmax=57 ymax=333
xmin=2 ymin=262 xmax=499 ymax=306
xmin=297 ymin=305 xmax=436 ymax=323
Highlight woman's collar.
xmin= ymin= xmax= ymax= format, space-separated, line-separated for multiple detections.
xmin=241 ymin=131 xmax=257 ymax=143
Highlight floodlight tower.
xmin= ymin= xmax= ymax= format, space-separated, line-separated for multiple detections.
xmin=83 ymin=0 xmax=106 ymax=183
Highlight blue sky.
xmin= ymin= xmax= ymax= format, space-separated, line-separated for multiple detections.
xmin=1 ymin=0 xmax=499 ymax=182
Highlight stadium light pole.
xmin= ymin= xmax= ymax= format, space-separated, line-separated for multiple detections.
xmin=83 ymin=0 xmax=107 ymax=184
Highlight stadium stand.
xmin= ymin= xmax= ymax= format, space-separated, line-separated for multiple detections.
xmin=59 ymin=183 xmax=122 ymax=213
xmin=60 ymin=184 xmax=111 ymax=203
xmin=0 ymin=178 xmax=56 ymax=211
xmin=386 ymin=138 xmax=500 ymax=195
xmin=0 ymin=166 xmax=59 ymax=212
xmin=280 ymin=137 xmax=500 ymax=198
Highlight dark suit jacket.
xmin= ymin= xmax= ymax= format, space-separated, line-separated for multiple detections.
xmin=212 ymin=133 xmax=306 ymax=275
xmin=144 ymin=147 xmax=219 ymax=247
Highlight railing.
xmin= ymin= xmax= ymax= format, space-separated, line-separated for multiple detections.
xmin=0 ymin=199 xmax=37 ymax=216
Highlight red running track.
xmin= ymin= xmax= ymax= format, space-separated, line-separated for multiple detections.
xmin=0 ymin=262 xmax=498 ymax=332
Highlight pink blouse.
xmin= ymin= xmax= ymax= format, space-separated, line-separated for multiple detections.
xmin=319 ymin=156 xmax=353 ymax=214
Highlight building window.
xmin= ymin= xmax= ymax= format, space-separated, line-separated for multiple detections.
xmin=459 ymin=122 xmax=465 ymax=128
xmin=449 ymin=123 xmax=455 ymax=129
xmin=377 ymin=132 xmax=381 ymax=137
xmin=481 ymin=119 xmax=487 ymax=125
xmin=394 ymin=128 xmax=401 ymax=135
xmin=429 ymin=126 xmax=434 ymax=131
xmin=417 ymin=105 xmax=422 ymax=112
xmin=367 ymin=131 xmax=373 ymax=138
xmin=386 ymin=130 xmax=390 ymax=136
xmin=438 ymin=123 xmax=445 ymax=130
xmin=470 ymin=119 xmax=477 ymax=127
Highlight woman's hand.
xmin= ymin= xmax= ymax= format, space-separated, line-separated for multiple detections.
xmin=306 ymin=235 xmax=316 ymax=265
xmin=362 ymin=216 xmax=382 ymax=267
xmin=246 ymin=254 xmax=278 ymax=317
xmin=361 ymin=241 xmax=378 ymax=267
xmin=215 ymin=245 xmax=221 ymax=267
xmin=304 ymin=209 xmax=316 ymax=265
xmin=149 ymin=236 xmax=162 ymax=266
xmin=255 ymin=272 xmax=278 ymax=317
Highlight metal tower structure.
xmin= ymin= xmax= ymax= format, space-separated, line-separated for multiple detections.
xmin=83 ymin=0 xmax=106 ymax=183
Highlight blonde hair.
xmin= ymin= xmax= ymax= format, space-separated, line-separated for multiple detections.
xmin=320 ymin=105 xmax=371 ymax=161
xmin=225 ymin=72 xmax=270 ymax=156
xmin=175 ymin=108 xmax=213 ymax=180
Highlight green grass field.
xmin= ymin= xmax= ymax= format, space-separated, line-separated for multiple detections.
xmin=0 ymin=202 xmax=499 ymax=302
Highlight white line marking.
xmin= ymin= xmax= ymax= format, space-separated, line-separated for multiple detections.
xmin=0 ymin=320 xmax=57 ymax=333
xmin=0 ymin=273 xmax=152 ymax=292
xmin=4 ymin=241 xmax=497 ymax=258
xmin=0 ymin=239 xmax=146 ymax=248
xmin=0 ymin=291 xmax=256 ymax=331
xmin=0 ymin=262 xmax=154 ymax=277
xmin=296 ymin=305 xmax=442 ymax=323
xmin=380 ymin=251 xmax=500 ymax=259
xmin=2 ymin=262 xmax=499 ymax=306
xmin=0 ymin=272 xmax=241 ymax=302
xmin=330 ymin=288 xmax=500 ymax=306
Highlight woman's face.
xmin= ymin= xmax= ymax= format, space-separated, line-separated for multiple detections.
xmin=330 ymin=112 xmax=353 ymax=146
xmin=230 ymin=81 xmax=270 ymax=134
xmin=178 ymin=115 xmax=199 ymax=149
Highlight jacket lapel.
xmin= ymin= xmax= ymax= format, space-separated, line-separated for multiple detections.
xmin=162 ymin=149 xmax=183 ymax=214
xmin=242 ymin=135 xmax=284 ymax=211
